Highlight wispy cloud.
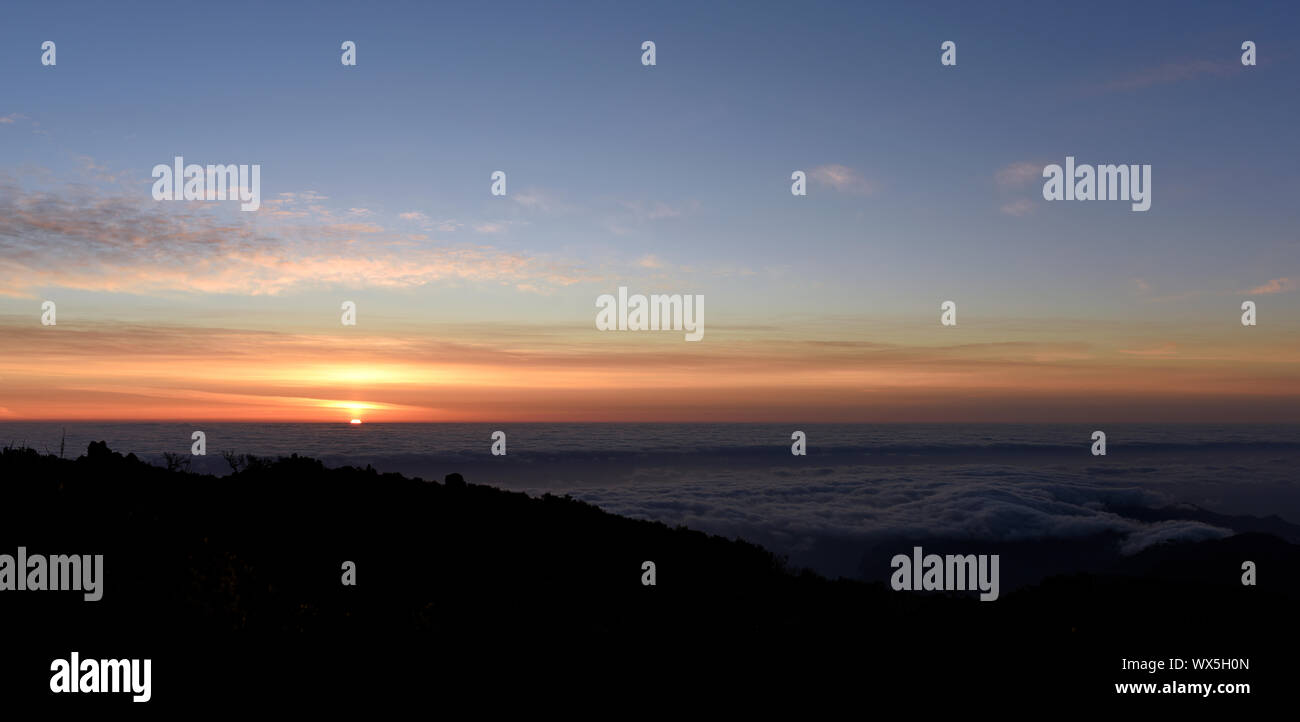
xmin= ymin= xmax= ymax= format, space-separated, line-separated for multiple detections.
xmin=512 ymin=187 xmax=572 ymax=214
xmin=996 ymin=161 xmax=1047 ymax=216
xmin=1243 ymin=277 xmax=1295 ymax=295
xmin=809 ymin=164 xmax=878 ymax=196
xmin=260 ymin=191 xmax=330 ymax=218
xmin=399 ymin=211 xmax=462 ymax=232
xmin=1100 ymin=59 xmax=1240 ymax=92
xmin=1118 ymin=342 xmax=1177 ymax=357
xmin=1000 ymin=198 xmax=1034 ymax=217
xmin=0 ymin=182 xmax=592 ymax=297
xmin=1129 ymin=278 xmax=1204 ymax=304
xmin=996 ymin=161 xmax=1043 ymax=187
xmin=74 ymin=155 xmax=135 ymax=185
xmin=616 ymin=199 xmax=693 ymax=221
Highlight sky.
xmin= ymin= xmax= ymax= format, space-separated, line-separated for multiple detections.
xmin=0 ymin=0 xmax=1298 ymax=422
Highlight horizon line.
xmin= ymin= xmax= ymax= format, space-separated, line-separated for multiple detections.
xmin=2 ymin=419 xmax=1297 ymax=425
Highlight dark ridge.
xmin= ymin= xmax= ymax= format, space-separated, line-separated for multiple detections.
xmin=1 ymin=442 xmax=1294 ymax=708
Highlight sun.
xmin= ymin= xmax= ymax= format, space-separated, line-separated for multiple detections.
xmin=318 ymin=400 xmax=384 ymax=424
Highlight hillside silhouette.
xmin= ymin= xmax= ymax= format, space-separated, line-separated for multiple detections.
xmin=0 ymin=442 xmax=1294 ymax=709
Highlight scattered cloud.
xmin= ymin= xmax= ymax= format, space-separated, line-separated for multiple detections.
xmin=326 ymin=222 xmax=384 ymax=234
xmin=276 ymin=190 xmax=327 ymax=202
xmin=260 ymin=191 xmax=331 ymax=218
xmin=400 ymin=211 xmax=463 ymax=232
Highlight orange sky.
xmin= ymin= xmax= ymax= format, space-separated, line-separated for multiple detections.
xmin=3 ymin=315 xmax=1298 ymax=422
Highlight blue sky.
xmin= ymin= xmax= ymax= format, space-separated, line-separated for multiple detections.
xmin=2 ymin=1 xmax=1296 ymax=321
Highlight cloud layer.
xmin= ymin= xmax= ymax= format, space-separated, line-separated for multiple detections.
xmin=0 ymin=180 xmax=588 ymax=297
